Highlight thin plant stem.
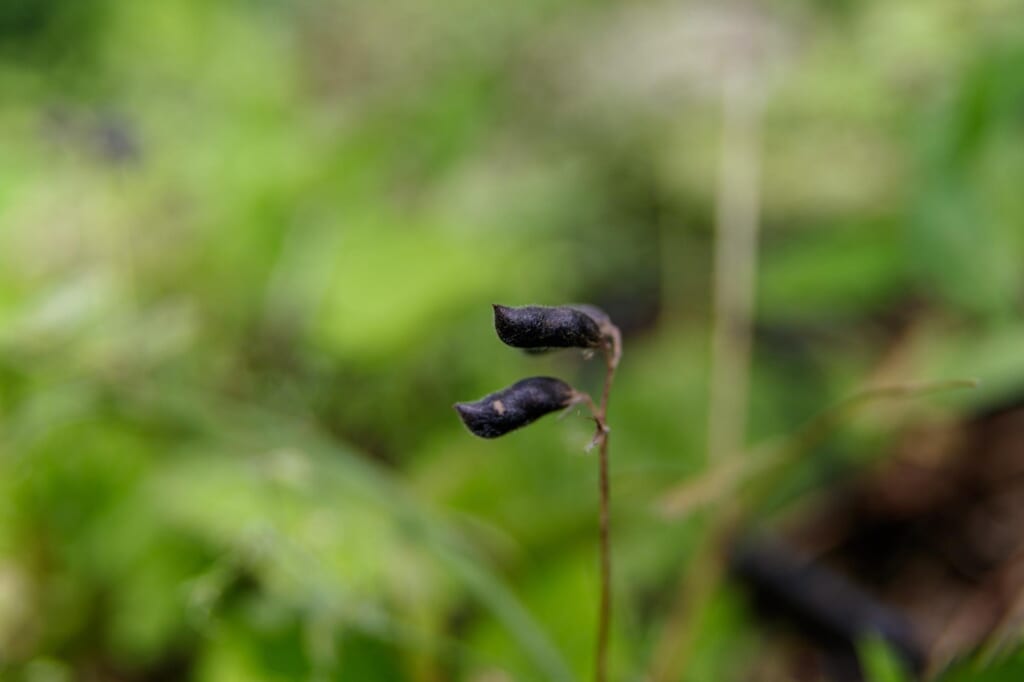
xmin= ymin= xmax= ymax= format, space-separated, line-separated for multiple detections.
xmin=706 ymin=71 xmax=763 ymax=466
xmin=649 ymin=68 xmax=762 ymax=682
xmin=642 ymin=18 xmax=768 ymax=673
xmin=596 ymin=428 xmax=612 ymax=682
xmin=589 ymin=329 xmax=620 ymax=682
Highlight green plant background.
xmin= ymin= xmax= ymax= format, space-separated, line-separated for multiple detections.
xmin=1 ymin=1 xmax=1023 ymax=680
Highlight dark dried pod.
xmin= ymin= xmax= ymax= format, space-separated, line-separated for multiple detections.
xmin=493 ymin=304 xmax=604 ymax=350
xmin=454 ymin=376 xmax=576 ymax=438
xmin=568 ymin=304 xmax=611 ymax=329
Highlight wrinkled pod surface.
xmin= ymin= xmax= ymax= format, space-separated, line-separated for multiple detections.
xmin=454 ymin=376 xmax=576 ymax=438
xmin=492 ymin=304 xmax=608 ymax=351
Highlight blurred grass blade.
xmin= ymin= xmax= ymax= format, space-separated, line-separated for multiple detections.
xmin=657 ymin=378 xmax=979 ymax=518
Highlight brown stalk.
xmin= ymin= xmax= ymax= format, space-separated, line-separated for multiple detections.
xmin=579 ymin=325 xmax=621 ymax=682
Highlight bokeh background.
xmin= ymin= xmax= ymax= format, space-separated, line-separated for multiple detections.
xmin=2 ymin=1 xmax=1024 ymax=680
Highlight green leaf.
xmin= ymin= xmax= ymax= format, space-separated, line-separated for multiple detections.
xmin=859 ymin=635 xmax=911 ymax=682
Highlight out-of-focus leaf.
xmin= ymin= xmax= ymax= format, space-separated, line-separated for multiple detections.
xmin=859 ymin=635 xmax=911 ymax=682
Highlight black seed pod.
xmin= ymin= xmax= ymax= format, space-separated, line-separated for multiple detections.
xmin=493 ymin=304 xmax=604 ymax=350
xmin=454 ymin=376 xmax=575 ymax=438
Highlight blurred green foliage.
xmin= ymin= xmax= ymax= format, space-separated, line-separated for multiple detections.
xmin=1 ymin=0 xmax=1024 ymax=680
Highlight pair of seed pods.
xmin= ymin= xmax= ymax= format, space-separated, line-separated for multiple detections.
xmin=454 ymin=304 xmax=614 ymax=438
